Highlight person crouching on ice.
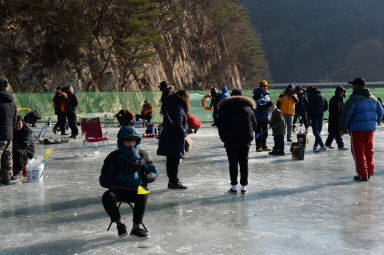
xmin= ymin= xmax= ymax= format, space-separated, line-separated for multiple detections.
xmin=100 ymin=126 xmax=158 ymax=239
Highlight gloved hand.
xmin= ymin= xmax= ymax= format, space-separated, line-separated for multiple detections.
xmin=142 ymin=172 xmax=158 ymax=184
xmin=132 ymin=157 xmax=145 ymax=171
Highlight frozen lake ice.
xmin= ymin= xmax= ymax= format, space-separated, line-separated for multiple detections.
xmin=1 ymin=123 xmax=384 ymax=255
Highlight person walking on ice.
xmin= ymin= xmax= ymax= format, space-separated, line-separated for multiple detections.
xmin=339 ymin=78 xmax=383 ymax=181
xmin=325 ymin=86 xmax=348 ymax=150
xmin=100 ymin=126 xmax=158 ymax=238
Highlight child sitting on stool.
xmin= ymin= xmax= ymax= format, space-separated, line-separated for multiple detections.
xmin=100 ymin=126 xmax=158 ymax=238
xmin=268 ymin=102 xmax=286 ymax=156
xmin=13 ymin=115 xmax=35 ymax=180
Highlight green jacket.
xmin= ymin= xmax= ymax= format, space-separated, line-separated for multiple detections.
xmin=270 ymin=108 xmax=286 ymax=136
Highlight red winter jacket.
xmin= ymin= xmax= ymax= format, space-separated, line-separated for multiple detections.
xmin=187 ymin=113 xmax=201 ymax=128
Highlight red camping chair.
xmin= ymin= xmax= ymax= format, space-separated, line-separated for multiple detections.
xmin=81 ymin=118 xmax=108 ymax=157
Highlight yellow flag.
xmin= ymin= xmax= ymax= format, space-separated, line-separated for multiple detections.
xmin=137 ymin=186 xmax=150 ymax=195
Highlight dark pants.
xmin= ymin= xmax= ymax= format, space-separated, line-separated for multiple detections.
xmin=57 ymin=112 xmax=67 ymax=135
xmin=273 ymin=135 xmax=284 ymax=153
xmin=311 ymin=116 xmax=324 ymax=148
xmin=255 ymin=121 xmax=268 ymax=149
xmin=293 ymin=112 xmax=309 ymax=130
xmin=13 ymin=150 xmax=27 ymax=175
xmin=136 ymin=114 xmax=152 ymax=123
xmin=166 ymin=156 xmax=180 ymax=183
xmin=102 ymin=189 xmax=147 ymax=224
xmin=213 ymin=107 xmax=218 ymax=125
xmin=0 ymin=140 xmax=12 ymax=180
xmin=225 ymin=144 xmax=250 ymax=186
xmin=325 ymin=131 xmax=344 ymax=148
xmin=67 ymin=113 xmax=78 ymax=136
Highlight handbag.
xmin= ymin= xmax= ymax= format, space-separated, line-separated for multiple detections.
xmin=185 ymin=135 xmax=193 ymax=152
xmin=167 ymin=112 xmax=192 ymax=152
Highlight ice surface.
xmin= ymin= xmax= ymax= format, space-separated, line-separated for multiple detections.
xmin=1 ymin=123 xmax=384 ymax=254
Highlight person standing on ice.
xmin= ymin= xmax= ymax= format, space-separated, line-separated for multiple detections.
xmin=267 ymin=101 xmax=286 ymax=156
xmin=100 ymin=126 xmax=158 ymax=238
xmin=325 ymin=86 xmax=348 ymax=150
xmin=217 ymin=88 xmax=257 ymax=194
xmin=220 ymin=86 xmax=230 ymax=101
xmin=277 ymin=84 xmax=298 ymax=142
xmin=157 ymin=90 xmax=190 ymax=190
xmin=0 ymin=78 xmax=17 ymax=185
xmin=292 ymin=86 xmax=309 ymax=134
xmin=64 ymin=86 xmax=79 ymax=139
xmin=210 ymin=87 xmax=221 ymax=126
xmin=253 ymin=80 xmax=272 ymax=152
xmin=339 ymin=78 xmax=383 ymax=181
xmin=159 ymin=80 xmax=174 ymax=116
xmin=307 ymin=86 xmax=328 ymax=152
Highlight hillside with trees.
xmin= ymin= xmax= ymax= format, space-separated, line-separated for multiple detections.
xmin=0 ymin=0 xmax=267 ymax=92
xmin=242 ymin=0 xmax=384 ymax=83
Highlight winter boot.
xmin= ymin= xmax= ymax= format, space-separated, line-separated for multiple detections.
xmin=11 ymin=172 xmax=23 ymax=181
xmin=168 ymin=182 xmax=187 ymax=190
xmin=116 ymin=222 xmax=128 ymax=237
xmin=130 ymin=227 xmax=149 ymax=239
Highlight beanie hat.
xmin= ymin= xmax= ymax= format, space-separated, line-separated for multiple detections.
xmin=230 ymin=88 xmax=243 ymax=96
xmin=0 ymin=79 xmax=8 ymax=90
xmin=159 ymin=81 xmax=168 ymax=91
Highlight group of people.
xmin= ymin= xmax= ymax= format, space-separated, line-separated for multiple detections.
xmin=52 ymin=86 xmax=79 ymax=138
xmin=0 ymin=79 xmax=35 ymax=184
xmin=252 ymin=81 xmax=351 ymax=154
xmin=0 ymin=76 xmax=382 ymax=240
xmin=211 ymin=78 xmax=383 ymax=194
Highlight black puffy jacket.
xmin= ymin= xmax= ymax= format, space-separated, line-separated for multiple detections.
xmin=307 ymin=87 xmax=328 ymax=118
xmin=13 ymin=124 xmax=35 ymax=160
xmin=217 ymin=96 xmax=257 ymax=146
xmin=0 ymin=90 xmax=17 ymax=140
xmin=157 ymin=94 xmax=188 ymax=159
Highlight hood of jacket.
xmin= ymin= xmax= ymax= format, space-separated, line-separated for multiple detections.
xmin=117 ymin=126 xmax=141 ymax=149
xmin=0 ymin=91 xmax=13 ymax=103
xmin=211 ymin=87 xmax=219 ymax=96
xmin=217 ymin=96 xmax=256 ymax=110
xmin=167 ymin=93 xmax=188 ymax=113
xmin=335 ymin=86 xmax=346 ymax=97
xmin=352 ymin=87 xmax=372 ymax=98
xmin=308 ymin=87 xmax=322 ymax=95
xmin=221 ymin=86 xmax=228 ymax=93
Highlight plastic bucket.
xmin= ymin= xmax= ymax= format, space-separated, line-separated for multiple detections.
xmin=26 ymin=164 xmax=44 ymax=182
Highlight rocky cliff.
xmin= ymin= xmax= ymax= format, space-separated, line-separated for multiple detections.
xmin=0 ymin=0 xmax=267 ymax=92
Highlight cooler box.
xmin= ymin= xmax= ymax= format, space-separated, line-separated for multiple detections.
xmin=134 ymin=121 xmax=145 ymax=128
xmin=290 ymin=142 xmax=305 ymax=160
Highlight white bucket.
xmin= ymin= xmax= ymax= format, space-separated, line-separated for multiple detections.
xmin=26 ymin=164 xmax=44 ymax=182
